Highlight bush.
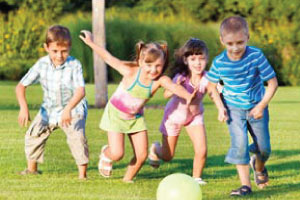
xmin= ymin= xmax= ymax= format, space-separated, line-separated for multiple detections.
xmin=60 ymin=12 xmax=219 ymax=83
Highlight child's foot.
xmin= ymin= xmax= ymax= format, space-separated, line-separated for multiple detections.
xmin=148 ymin=142 xmax=160 ymax=168
xmin=79 ymin=176 xmax=87 ymax=180
xmin=194 ymin=177 xmax=207 ymax=185
xmin=230 ymin=185 xmax=252 ymax=196
xmin=250 ymin=155 xmax=269 ymax=189
xmin=18 ymin=169 xmax=41 ymax=175
xmin=98 ymin=145 xmax=113 ymax=177
xmin=123 ymin=179 xmax=134 ymax=184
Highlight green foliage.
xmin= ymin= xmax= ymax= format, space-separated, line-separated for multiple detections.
xmin=0 ymin=0 xmax=68 ymax=80
xmin=59 ymin=11 xmax=218 ymax=83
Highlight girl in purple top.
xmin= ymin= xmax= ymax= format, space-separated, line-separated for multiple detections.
xmin=149 ymin=38 xmax=209 ymax=185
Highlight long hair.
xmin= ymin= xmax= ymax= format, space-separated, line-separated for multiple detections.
xmin=170 ymin=38 xmax=208 ymax=78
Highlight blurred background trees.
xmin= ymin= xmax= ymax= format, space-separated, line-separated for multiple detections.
xmin=0 ymin=0 xmax=299 ymax=85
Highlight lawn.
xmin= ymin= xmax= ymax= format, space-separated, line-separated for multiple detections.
xmin=0 ymin=81 xmax=299 ymax=200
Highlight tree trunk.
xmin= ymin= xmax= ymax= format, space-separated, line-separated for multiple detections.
xmin=92 ymin=0 xmax=107 ymax=108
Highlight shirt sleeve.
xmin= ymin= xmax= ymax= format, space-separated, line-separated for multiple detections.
xmin=20 ymin=61 xmax=40 ymax=86
xmin=172 ymin=73 xmax=184 ymax=83
xmin=72 ymin=60 xmax=85 ymax=88
xmin=257 ymin=50 xmax=276 ymax=81
xmin=206 ymin=60 xmax=220 ymax=83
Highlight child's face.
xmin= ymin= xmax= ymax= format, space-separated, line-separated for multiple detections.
xmin=185 ymin=54 xmax=207 ymax=75
xmin=140 ymin=55 xmax=165 ymax=80
xmin=220 ymin=30 xmax=249 ymax=61
xmin=44 ymin=42 xmax=70 ymax=67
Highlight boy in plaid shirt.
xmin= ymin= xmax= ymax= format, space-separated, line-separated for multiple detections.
xmin=16 ymin=25 xmax=89 ymax=179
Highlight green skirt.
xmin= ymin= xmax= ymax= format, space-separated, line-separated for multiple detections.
xmin=99 ymin=102 xmax=147 ymax=134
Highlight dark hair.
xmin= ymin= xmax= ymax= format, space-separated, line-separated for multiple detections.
xmin=220 ymin=16 xmax=249 ymax=37
xmin=45 ymin=25 xmax=71 ymax=46
xmin=170 ymin=38 xmax=208 ymax=78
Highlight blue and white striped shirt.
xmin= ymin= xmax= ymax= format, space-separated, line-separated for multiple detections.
xmin=206 ymin=46 xmax=276 ymax=110
xmin=20 ymin=55 xmax=88 ymax=124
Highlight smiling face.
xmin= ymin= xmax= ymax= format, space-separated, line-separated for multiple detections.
xmin=140 ymin=54 xmax=165 ymax=80
xmin=184 ymin=54 xmax=207 ymax=75
xmin=44 ymin=42 xmax=70 ymax=67
xmin=220 ymin=30 xmax=249 ymax=61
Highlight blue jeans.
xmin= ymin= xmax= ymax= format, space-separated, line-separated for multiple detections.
xmin=225 ymin=105 xmax=271 ymax=164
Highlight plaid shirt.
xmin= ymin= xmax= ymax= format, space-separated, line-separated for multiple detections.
xmin=20 ymin=55 xmax=88 ymax=124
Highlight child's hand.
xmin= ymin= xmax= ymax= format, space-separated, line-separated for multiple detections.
xmin=79 ymin=30 xmax=93 ymax=45
xmin=61 ymin=108 xmax=72 ymax=128
xmin=18 ymin=108 xmax=31 ymax=127
xmin=249 ymin=105 xmax=264 ymax=119
xmin=217 ymin=107 xmax=228 ymax=122
xmin=186 ymin=87 xmax=198 ymax=105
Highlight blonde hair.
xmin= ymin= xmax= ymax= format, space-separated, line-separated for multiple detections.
xmin=135 ymin=41 xmax=169 ymax=74
xmin=220 ymin=16 xmax=249 ymax=37
xmin=45 ymin=25 xmax=71 ymax=46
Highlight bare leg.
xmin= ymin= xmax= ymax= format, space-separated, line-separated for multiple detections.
xmin=100 ymin=132 xmax=125 ymax=176
xmin=236 ymin=164 xmax=251 ymax=188
xmin=254 ymin=157 xmax=269 ymax=188
xmin=156 ymin=135 xmax=179 ymax=161
xmin=185 ymin=125 xmax=207 ymax=178
xmin=78 ymin=164 xmax=87 ymax=179
xmin=123 ymin=131 xmax=148 ymax=182
xmin=27 ymin=160 xmax=38 ymax=172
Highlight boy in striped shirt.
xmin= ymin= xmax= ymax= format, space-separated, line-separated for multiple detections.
xmin=206 ymin=16 xmax=278 ymax=196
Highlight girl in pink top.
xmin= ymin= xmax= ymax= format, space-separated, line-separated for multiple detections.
xmin=80 ymin=31 xmax=195 ymax=182
xmin=149 ymin=38 xmax=209 ymax=185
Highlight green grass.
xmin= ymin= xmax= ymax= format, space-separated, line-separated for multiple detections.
xmin=0 ymin=81 xmax=300 ymax=199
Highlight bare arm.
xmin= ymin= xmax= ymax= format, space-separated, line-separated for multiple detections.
xmin=159 ymin=76 xmax=195 ymax=104
xmin=249 ymin=77 xmax=278 ymax=119
xmin=16 ymin=83 xmax=30 ymax=127
xmin=207 ymin=81 xmax=228 ymax=122
xmin=79 ymin=30 xmax=133 ymax=76
xmin=163 ymin=76 xmax=184 ymax=99
xmin=61 ymin=87 xmax=86 ymax=127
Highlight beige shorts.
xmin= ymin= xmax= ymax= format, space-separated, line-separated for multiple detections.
xmin=25 ymin=113 xmax=89 ymax=165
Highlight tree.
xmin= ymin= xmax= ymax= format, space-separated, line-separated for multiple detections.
xmin=92 ymin=0 xmax=107 ymax=108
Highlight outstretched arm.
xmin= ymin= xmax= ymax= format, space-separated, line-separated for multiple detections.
xmin=79 ymin=30 xmax=133 ymax=76
xmin=207 ymin=81 xmax=228 ymax=122
xmin=158 ymin=76 xmax=196 ymax=104
xmin=249 ymin=77 xmax=278 ymax=119
xmin=163 ymin=75 xmax=184 ymax=99
xmin=16 ymin=83 xmax=30 ymax=127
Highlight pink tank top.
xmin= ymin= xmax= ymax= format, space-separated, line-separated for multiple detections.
xmin=110 ymin=69 xmax=153 ymax=119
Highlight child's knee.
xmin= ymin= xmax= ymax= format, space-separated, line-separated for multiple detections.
xmin=110 ymin=150 xmax=124 ymax=161
xmin=161 ymin=153 xmax=174 ymax=162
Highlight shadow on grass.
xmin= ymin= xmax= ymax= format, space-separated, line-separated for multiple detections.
xmin=271 ymin=149 xmax=300 ymax=159
xmin=251 ymin=182 xmax=300 ymax=199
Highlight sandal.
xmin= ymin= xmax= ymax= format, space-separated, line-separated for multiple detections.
xmin=250 ymin=155 xmax=269 ymax=187
xmin=230 ymin=185 xmax=252 ymax=196
xmin=148 ymin=142 xmax=160 ymax=168
xmin=98 ymin=145 xmax=113 ymax=178
xmin=194 ymin=177 xmax=207 ymax=185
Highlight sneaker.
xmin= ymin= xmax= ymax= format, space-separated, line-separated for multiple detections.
xmin=230 ymin=185 xmax=252 ymax=196
xmin=194 ymin=177 xmax=207 ymax=185
xmin=148 ymin=142 xmax=161 ymax=168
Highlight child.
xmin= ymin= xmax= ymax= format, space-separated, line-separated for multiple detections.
xmin=80 ymin=30 xmax=195 ymax=182
xmin=148 ymin=38 xmax=210 ymax=185
xmin=206 ymin=16 xmax=278 ymax=196
xmin=16 ymin=25 xmax=89 ymax=179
